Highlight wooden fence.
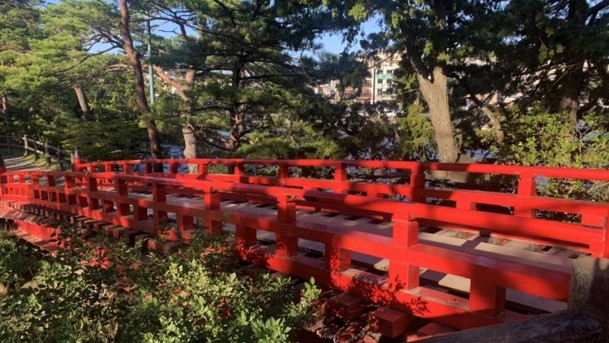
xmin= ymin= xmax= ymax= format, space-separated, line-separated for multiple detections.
xmin=0 ymin=134 xmax=75 ymax=170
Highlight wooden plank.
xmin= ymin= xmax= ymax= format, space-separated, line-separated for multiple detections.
xmin=437 ymin=274 xmax=567 ymax=313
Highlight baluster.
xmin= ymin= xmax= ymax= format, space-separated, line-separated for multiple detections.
xmin=22 ymin=135 xmax=29 ymax=157
xmin=56 ymin=149 xmax=64 ymax=171
xmin=170 ymin=162 xmax=178 ymax=174
xmin=389 ymin=210 xmax=419 ymax=290
xmin=65 ymin=175 xmax=76 ymax=205
xmin=115 ymin=178 xmax=131 ymax=216
xmin=31 ymin=175 xmax=40 ymax=200
xmin=275 ymin=193 xmax=297 ymax=257
xmin=198 ymin=162 xmax=209 ymax=179
xmin=152 ymin=182 xmax=168 ymax=230
xmin=408 ymin=164 xmax=426 ymax=203
xmin=234 ymin=163 xmax=244 ymax=183
xmin=277 ymin=164 xmax=289 ymax=186
xmin=47 ymin=175 xmax=57 ymax=202
xmin=86 ymin=176 xmax=99 ymax=214
xmin=515 ymin=171 xmax=536 ymax=218
xmin=44 ymin=140 xmax=51 ymax=166
xmin=333 ymin=162 xmax=347 ymax=194
xmin=203 ymin=186 xmax=221 ymax=234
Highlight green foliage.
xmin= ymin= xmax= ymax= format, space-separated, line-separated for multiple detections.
xmin=0 ymin=233 xmax=38 ymax=289
xmin=395 ymin=104 xmax=435 ymax=160
xmin=0 ymin=226 xmax=320 ymax=343
xmin=497 ymin=110 xmax=609 ymax=201
xmin=61 ymin=120 xmax=149 ymax=161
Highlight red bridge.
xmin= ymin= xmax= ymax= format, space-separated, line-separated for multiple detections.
xmin=1 ymin=158 xmax=608 ymax=337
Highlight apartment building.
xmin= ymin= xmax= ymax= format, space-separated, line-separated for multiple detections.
xmin=314 ymin=52 xmax=401 ymax=104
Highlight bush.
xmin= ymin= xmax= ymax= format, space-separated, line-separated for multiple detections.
xmin=0 ymin=232 xmax=39 ymax=290
xmin=0 ymin=226 xmax=320 ymax=342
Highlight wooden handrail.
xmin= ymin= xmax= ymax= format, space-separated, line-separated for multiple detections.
xmin=0 ymin=135 xmax=76 ymax=170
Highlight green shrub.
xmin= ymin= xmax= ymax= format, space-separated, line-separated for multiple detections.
xmin=0 ymin=226 xmax=320 ymax=343
xmin=0 ymin=232 xmax=39 ymax=289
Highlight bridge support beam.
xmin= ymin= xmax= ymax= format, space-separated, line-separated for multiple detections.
xmin=419 ymin=256 xmax=609 ymax=342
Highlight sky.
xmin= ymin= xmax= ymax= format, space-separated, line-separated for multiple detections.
xmin=43 ymin=0 xmax=383 ymax=56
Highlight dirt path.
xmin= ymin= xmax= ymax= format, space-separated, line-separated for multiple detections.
xmin=4 ymin=156 xmax=49 ymax=171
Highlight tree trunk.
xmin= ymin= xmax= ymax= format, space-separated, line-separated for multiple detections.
xmin=557 ymin=0 xmax=586 ymax=125
xmin=418 ymin=66 xmax=473 ymax=183
xmin=181 ymin=70 xmax=199 ymax=163
xmin=0 ymin=93 xmax=5 ymax=165
xmin=2 ymin=93 xmax=9 ymax=155
xmin=482 ymin=107 xmax=505 ymax=144
xmin=152 ymin=59 xmax=199 ymax=162
xmin=417 ymin=66 xmax=460 ymax=163
xmin=182 ymin=124 xmax=198 ymax=172
xmin=72 ymin=83 xmax=91 ymax=121
xmin=558 ymin=58 xmax=584 ymax=125
xmin=118 ymin=0 xmax=162 ymax=160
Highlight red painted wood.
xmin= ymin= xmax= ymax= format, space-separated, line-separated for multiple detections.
xmin=2 ymin=158 xmax=606 ymax=328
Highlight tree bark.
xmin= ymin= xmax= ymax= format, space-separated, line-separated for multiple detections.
xmin=556 ymin=0 xmax=587 ymax=125
xmin=1 ymin=93 xmax=8 ymax=157
xmin=417 ymin=66 xmax=460 ymax=163
xmin=181 ymin=70 xmax=198 ymax=162
xmin=118 ymin=0 xmax=162 ymax=160
xmin=72 ymin=83 xmax=91 ymax=121
xmin=418 ymin=66 xmax=473 ymax=183
xmin=482 ymin=107 xmax=505 ymax=144
xmin=558 ymin=58 xmax=584 ymax=124
xmin=151 ymin=54 xmax=199 ymax=162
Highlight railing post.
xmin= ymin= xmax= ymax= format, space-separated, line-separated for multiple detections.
xmin=333 ymin=162 xmax=347 ymax=194
xmin=408 ymin=164 xmax=426 ymax=203
xmin=115 ymin=177 xmax=131 ymax=216
xmin=22 ymin=135 xmax=29 ymax=157
xmin=31 ymin=175 xmax=40 ymax=200
xmin=17 ymin=175 xmax=26 ymax=198
xmin=0 ymin=166 xmax=6 ymax=198
xmin=170 ymin=162 xmax=178 ymax=174
xmin=203 ymin=186 xmax=222 ymax=234
xmin=44 ymin=140 xmax=51 ymax=166
xmin=234 ymin=163 xmax=244 ymax=183
xmin=275 ymin=193 xmax=297 ymax=257
xmin=47 ymin=175 xmax=57 ymax=202
xmin=86 ymin=176 xmax=99 ymax=213
xmin=56 ymin=148 xmax=64 ymax=171
xmin=516 ymin=171 xmax=536 ymax=218
xmin=71 ymin=148 xmax=81 ymax=172
xmin=389 ymin=210 xmax=419 ymax=290
xmin=198 ymin=162 xmax=209 ymax=179
xmin=593 ymin=208 xmax=609 ymax=258
xmin=152 ymin=182 xmax=168 ymax=230
xmin=277 ymin=164 xmax=289 ymax=186
xmin=64 ymin=175 xmax=76 ymax=205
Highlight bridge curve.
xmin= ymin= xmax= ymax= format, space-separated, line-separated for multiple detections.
xmin=1 ymin=157 xmax=608 ymax=334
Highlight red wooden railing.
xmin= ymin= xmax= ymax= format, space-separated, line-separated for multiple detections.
xmin=1 ymin=158 xmax=608 ymax=329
